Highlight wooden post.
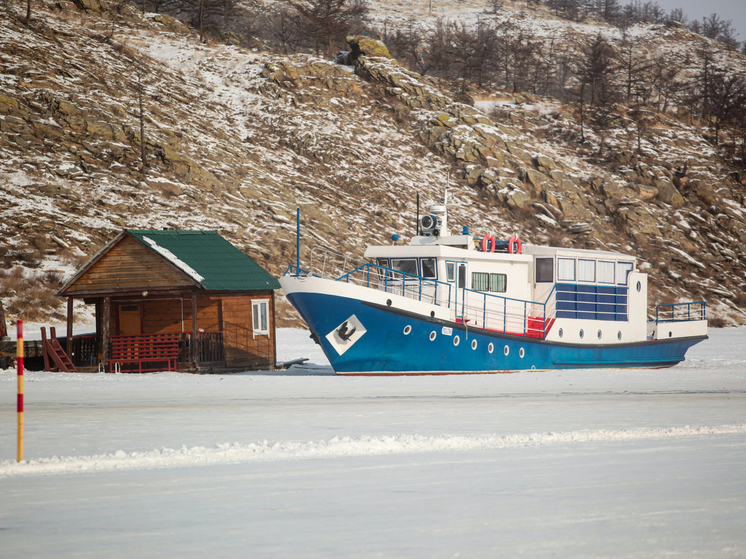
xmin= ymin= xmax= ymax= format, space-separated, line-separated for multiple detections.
xmin=102 ymin=297 xmax=110 ymax=371
xmin=41 ymin=327 xmax=50 ymax=372
xmin=66 ymin=297 xmax=74 ymax=359
xmin=0 ymin=299 xmax=7 ymax=339
xmin=271 ymin=291 xmax=277 ymax=368
xmin=17 ymin=320 xmax=23 ymax=462
xmin=191 ymin=293 xmax=198 ymax=365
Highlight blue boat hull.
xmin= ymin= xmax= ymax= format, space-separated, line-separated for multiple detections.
xmin=287 ymin=292 xmax=707 ymax=374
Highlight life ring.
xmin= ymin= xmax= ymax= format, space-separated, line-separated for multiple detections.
xmin=481 ymin=233 xmax=495 ymax=253
xmin=508 ymin=234 xmax=522 ymax=254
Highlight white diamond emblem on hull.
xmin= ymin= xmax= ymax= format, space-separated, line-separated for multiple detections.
xmin=326 ymin=314 xmax=367 ymax=356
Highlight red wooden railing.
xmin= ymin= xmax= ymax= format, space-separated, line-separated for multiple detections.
xmin=109 ymin=333 xmax=180 ymax=373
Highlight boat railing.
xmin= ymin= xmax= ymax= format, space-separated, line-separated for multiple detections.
xmin=284 ymin=264 xmax=310 ymax=276
xmin=458 ymin=287 xmax=555 ymax=339
xmin=656 ymin=301 xmax=706 ymax=323
xmin=309 ymin=246 xmax=367 ymax=279
xmin=337 ymin=263 xmax=452 ymax=307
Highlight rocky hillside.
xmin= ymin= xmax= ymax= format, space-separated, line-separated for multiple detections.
xmin=1 ymin=0 xmax=745 ymax=327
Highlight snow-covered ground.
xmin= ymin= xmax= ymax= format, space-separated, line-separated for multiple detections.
xmin=1 ymin=328 xmax=745 ymax=557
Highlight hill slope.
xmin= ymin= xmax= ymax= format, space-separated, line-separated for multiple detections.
xmin=1 ymin=0 xmax=745 ymax=327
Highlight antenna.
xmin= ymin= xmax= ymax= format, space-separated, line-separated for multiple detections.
xmin=416 ymin=192 xmax=420 ymax=237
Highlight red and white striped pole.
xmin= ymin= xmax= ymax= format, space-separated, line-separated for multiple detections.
xmin=17 ymin=319 xmax=24 ymax=462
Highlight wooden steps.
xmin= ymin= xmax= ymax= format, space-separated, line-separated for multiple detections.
xmin=41 ymin=327 xmax=78 ymax=373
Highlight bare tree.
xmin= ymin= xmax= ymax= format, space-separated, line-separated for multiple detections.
xmin=666 ymin=7 xmax=688 ymax=26
xmin=573 ymin=33 xmax=618 ymax=106
xmin=264 ymin=5 xmax=304 ymax=54
xmin=485 ymin=0 xmax=504 ymax=14
xmin=617 ymin=34 xmax=651 ymax=103
xmin=649 ymin=57 xmax=680 ymax=113
xmin=628 ymin=104 xmax=655 ymax=154
xmin=134 ymin=65 xmax=148 ymax=179
xmin=283 ymin=0 xmax=369 ymax=56
xmin=708 ymin=70 xmax=746 ymax=145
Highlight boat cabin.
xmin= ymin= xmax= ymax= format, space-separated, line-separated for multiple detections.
xmin=57 ymin=229 xmax=281 ymax=373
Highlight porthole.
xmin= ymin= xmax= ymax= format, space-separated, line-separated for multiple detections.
xmin=636 ymin=281 xmax=641 ymax=293
xmin=579 ymin=329 xmax=584 ymax=339
xmin=471 ymin=339 xmax=478 ymax=350
xmin=597 ymin=330 xmax=602 ymax=340
xmin=668 ymin=331 xmax=672 ymax=338
xmin=453 ymin=335 xmax=460 ymax=346
xmin=488 ymin=343 xmax=494 ymax=354
xmin=519 ymin=347 xmax=525 ymax=358
xmin=504 ymin=345 xmax=509 ymax=356
xmin=386 ymin=299 xmax=392 ymax=306
xmin=618 ymin=331 xmax=622 ymax=341
xmin=558 ymin=328 xmax=563 ymax=339
xmin=429 ymin=331 xmax=437 ymax=341
xmin=403 ymin=325 xmax=412 ymax=335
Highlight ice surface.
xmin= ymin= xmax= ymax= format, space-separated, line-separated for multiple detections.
xmin=0 ymin=327 xmax=745 ymax=557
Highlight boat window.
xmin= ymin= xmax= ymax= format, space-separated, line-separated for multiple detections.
xmin=391 ymin=259 xmax=418 ymax=277
xmin=490 ymin=273 xmax=507 ymax=293
xmin=536 ymin=258 xmax=553 ymax=283
xmin=598 ymin=261 xmax=615 ymax=284
xmin=472 ymin=272 xmax=489 ymax=291
xmin=617 ymin=262 xmax=634 ymax=285
xmin=376 ymin=258 xmax=389 ymax=268
xmin=446 ymin=262 xmax=456 ymax=282
xmin=578 ymin=259 xmax=595 ymax=282
xmin=458 ymin=264 xmax=466 ymax=289
xmin=557 ymin=258 xmax=575 ymax=282
xmin=421 ymin=258 xmax=437 ymax=279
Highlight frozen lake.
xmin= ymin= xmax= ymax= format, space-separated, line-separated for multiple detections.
xmin=1 ymin=328 xmax=745 ymax=558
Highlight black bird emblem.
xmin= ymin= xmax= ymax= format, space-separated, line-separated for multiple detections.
xmin=337 ymin=321 xmax=356 ymax=341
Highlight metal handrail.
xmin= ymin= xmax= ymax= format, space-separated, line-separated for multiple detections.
xmin=337 ymin=263 xmax=452 ymax=307
xmin=656 ymin=301 xmax=706 ymax=323
xmin=458 ymin=287 xmax=551 ymax=338
xmin=309 ymin=246 xmax=367 ymax=279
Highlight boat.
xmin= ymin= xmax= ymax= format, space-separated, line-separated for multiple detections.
xmin=280 ymin=189 xmax=708 ymax=375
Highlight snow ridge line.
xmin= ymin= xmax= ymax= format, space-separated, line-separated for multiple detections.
xmin=2 ymin=424 xmax=745 ymax=477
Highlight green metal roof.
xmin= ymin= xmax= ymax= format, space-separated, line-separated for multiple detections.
xmin=126 ymin=230 xmax=280 ymax=291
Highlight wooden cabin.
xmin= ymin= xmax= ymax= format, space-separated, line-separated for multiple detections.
xmin=57 ymin=229 xmax=281 ymax=372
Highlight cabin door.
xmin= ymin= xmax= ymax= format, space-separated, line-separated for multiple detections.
xmin=446 ymin=261 xmax=468 ymax=319
xmin=118 ymin=304 xmax=141 ymax=336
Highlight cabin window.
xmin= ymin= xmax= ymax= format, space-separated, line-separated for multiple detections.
xmin=536 ymin=258 xmax=553 ymax=283
xmin=598 ymin=261 xmax=615 ymax=284
xmin=391 ymin=259 xmax=418 ymax=277
xmin=490 ymin=273 xmax=507 ymax=293
xmin=421 ymin=258 xmax=437 ymax=279
xmin=458 ymin=264 xmax=466 ymax=289
xmin=472 ymin=272 xmax=489 ymax=291
xmin=557 ymin=258 xmax=576 ymax=282
xmin=252 ymin=299 xmax=269 ymax=337
xmin=617 ymin=262 xmax=634 ymax=285
xmin=446 ymin=262 xmax=456 ymax=282
xmin=473 ymin=272 xmax=507 ymax=293
xmin=578 ymin=259 xmax=596 ymax=282
xmin=376 ymin=258 xmax=389 ymax=268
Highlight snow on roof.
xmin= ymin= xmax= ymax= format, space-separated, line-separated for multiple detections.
xmin=142 ymin=235 xmax=205 ymax=283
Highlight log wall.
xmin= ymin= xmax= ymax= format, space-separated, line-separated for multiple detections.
xmin=65 ymin=236 xmax=194 ymax=295
xmin=222 ymin=291 xmax=275 ymax=368
xmin=105 ymin=291 xmax=275 ymax=368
